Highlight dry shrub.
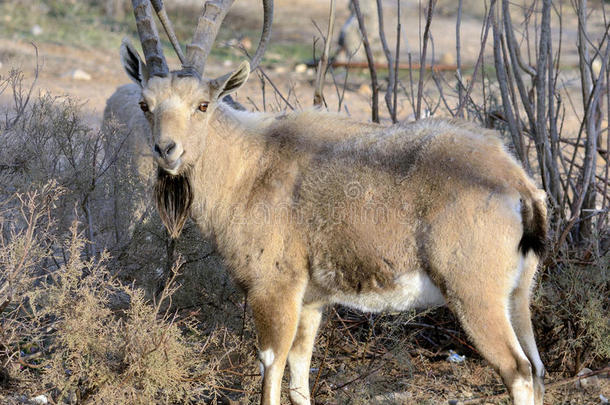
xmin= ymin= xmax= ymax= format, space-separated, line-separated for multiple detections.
xmin=0 ymin=69 xmax=248 ymax=404
xmin=0 ymin=186 xmax=204 ymax=404
xmin=534 ymin=251 xmax=610 ymax=374
xmin=35 ymin=230 xmax=195 ymax=403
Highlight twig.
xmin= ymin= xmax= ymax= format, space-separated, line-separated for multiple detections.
xmin=393 ymin=0 xmax=401 ymax=122
xmin=313 ymin=0 xmax=336 ymax=107
xmin=416 ymin=0 xmax=437 ymax=120
xmin=238 ymin=45 xmax=294 ymax=110
xmin=331 ymin=362 xmax=386 ymax=391
xmin=455 ymin=0 xmax=494 ymax=117
xmin=449 ymin=366 xmax=610 ymax=404
xmin=7 ymin=43 xmax=40 ymax=130
xmin=259 ymin=67 xmax=294 ymax=110
xmin=375 ymin=0 xmax=397 ymax=121
xmin=491 ymin=1 xmax=525 ymax=165
xmin=456 ymin=0 xmax=463 ymax=117
xmin=322 ymin=61 xmax=458 ymax=71
xmin=352 ymin=0 xmax=379 ymax=123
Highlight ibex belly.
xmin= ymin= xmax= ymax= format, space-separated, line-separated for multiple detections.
xmin=329 ymin=271 xmax=445 ymax=313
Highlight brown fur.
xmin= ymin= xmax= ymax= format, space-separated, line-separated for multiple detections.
xmin=109 ymin=55 xmax=548 ymax=404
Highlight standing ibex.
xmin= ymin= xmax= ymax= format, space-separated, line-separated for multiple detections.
xmin=106 ymin=1 xmax=548 ymax=404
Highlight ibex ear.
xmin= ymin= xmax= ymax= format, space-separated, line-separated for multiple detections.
xmin=120 ymin=38 xmax=149 ymax=86
xmin=211 ymin=61 xmax=250 ymax=100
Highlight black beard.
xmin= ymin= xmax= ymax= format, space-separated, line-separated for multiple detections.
xmin=154 ymin=168 xmax=193 ymax=239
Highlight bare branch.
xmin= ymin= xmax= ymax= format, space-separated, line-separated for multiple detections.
xmin=352 ymin=0 xmax=380 ymax=123
xmin=375 ymin=0 xmax=397 ymax=121
xmin=455 ymin=1 xmax=494 ymax=117
xmin=393 ymin=0 xmax=401 ymax=122
xmin=416 ymin=0 xmax=437 ymax=120
xmin=314 ymin=0 xmax=336 ymax=107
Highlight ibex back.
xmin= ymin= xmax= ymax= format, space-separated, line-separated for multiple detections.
xmin=106 ymin=1 xmax=548 ymax=404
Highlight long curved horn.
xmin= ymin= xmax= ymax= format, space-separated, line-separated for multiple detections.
xmin=184 ymin=0 xmax=273 ymax=77
xmin=248 ymin=0 xmax=273 ymax=72
xmin=184 ymin=0 xmax=235 ymax=76
xmin=150 ymin=0 xmax=186 ymax=64
xmin=131 ymin=0 xmax=169 ymax=77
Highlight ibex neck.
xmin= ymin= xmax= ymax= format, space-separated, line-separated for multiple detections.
xmin=190 ymin=102 xmax=273 ymax=235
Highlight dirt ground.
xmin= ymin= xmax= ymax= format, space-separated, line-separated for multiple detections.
xmin=0 ymin=0 xmax=608 ymax=403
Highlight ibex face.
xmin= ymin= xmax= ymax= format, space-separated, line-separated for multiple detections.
xmin=123 ymin=53 xmax=250 ymax=175
xmin=118 ymin=0 xmax=269 ymax=238
xmin=121 ymin=0 xmax=269 ymax=175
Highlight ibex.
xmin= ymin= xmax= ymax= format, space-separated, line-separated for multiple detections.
xmin=106 ymin=1 xmax=548 ymax=404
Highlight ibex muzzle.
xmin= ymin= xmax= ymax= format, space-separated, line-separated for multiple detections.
xmin=107 ymin=1 xmax=548 ymax=404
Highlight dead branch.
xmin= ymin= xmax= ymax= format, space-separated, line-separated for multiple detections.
xmin=455 ymin=1 xmax=494 ymax=117
xmin=352 ymin=0 xmax=380 ymax=123
xmin=375 ymin=0 xmax=397 ymax=121
xmin=313 ymin=0 xmax=336 ymax=107
xmin=393 ymin=0 xmax=401 ymax=122
xmin=416 ymin=0 xmax=437 ymax=120
xmin=324 ymin=61 xmax=458 ymax=71
xmin=449 ymin=366 xmax=610 ymax=404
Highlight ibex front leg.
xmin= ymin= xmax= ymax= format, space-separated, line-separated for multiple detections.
xmin=250 ymin=281 xmax=306 ymax=405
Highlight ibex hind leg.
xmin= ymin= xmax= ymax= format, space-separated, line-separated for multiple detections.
xmin=447 ymin=286 xmax=535 ymax=405
xmin=287 ymin=303 xmax=323 ymax=405
xmin=510 ymin=254 xmax=545 ymax=405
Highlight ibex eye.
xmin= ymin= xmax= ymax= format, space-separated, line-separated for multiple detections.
xmin=139 ymin=101 xmax=149 ymax=112
xmin=198 ymin=102 xmax=208 ymax=112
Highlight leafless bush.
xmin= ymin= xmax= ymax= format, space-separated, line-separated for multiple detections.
xmin=0 ymin=190 xmax=202 ymax=403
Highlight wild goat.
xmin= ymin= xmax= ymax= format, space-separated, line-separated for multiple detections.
xmin=106 ymin=1 xmax=548 ymax=404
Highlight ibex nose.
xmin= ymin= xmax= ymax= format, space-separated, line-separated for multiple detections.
xmin=154 ymin=141 xmax=177 ymax=159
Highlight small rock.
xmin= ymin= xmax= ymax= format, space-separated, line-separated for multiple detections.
xmin=31 ymin=395 xmax=48 ymax=404
xmin=223 ymin=59 xmax=233 ymax=68
xmin=64 ymin=69 xmax=92 ymax=81
xmin=240 ymin=37 xmax=252 ymax=50
xmin=600 ymin=394 xmax=608 ymax=404
xmin=574 ymin=367 xmax=600 ymax=390
xmin=31 ymin=25 xmax=43 ymax=36
xmin=274 ymin=66 xmax=287 ymax=74
xmin=374 ymin=391 xmax=412 ymax=403
xmin=358 ymin=83 xmax=372 ymax=96
xmin=446 ymin=350 xmax=466 ymax=363
xmin=439 ymin=52 xmax=455 ymax=65
xmin=294 ymin=63 xmax=307 ymax=73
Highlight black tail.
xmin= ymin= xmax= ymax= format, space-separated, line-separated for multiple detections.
xmin=519 ymin=197 xmax=548 ymax=257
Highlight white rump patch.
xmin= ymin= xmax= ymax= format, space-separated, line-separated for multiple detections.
xmin=331 ymin=271 xmax=445 ymax=313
